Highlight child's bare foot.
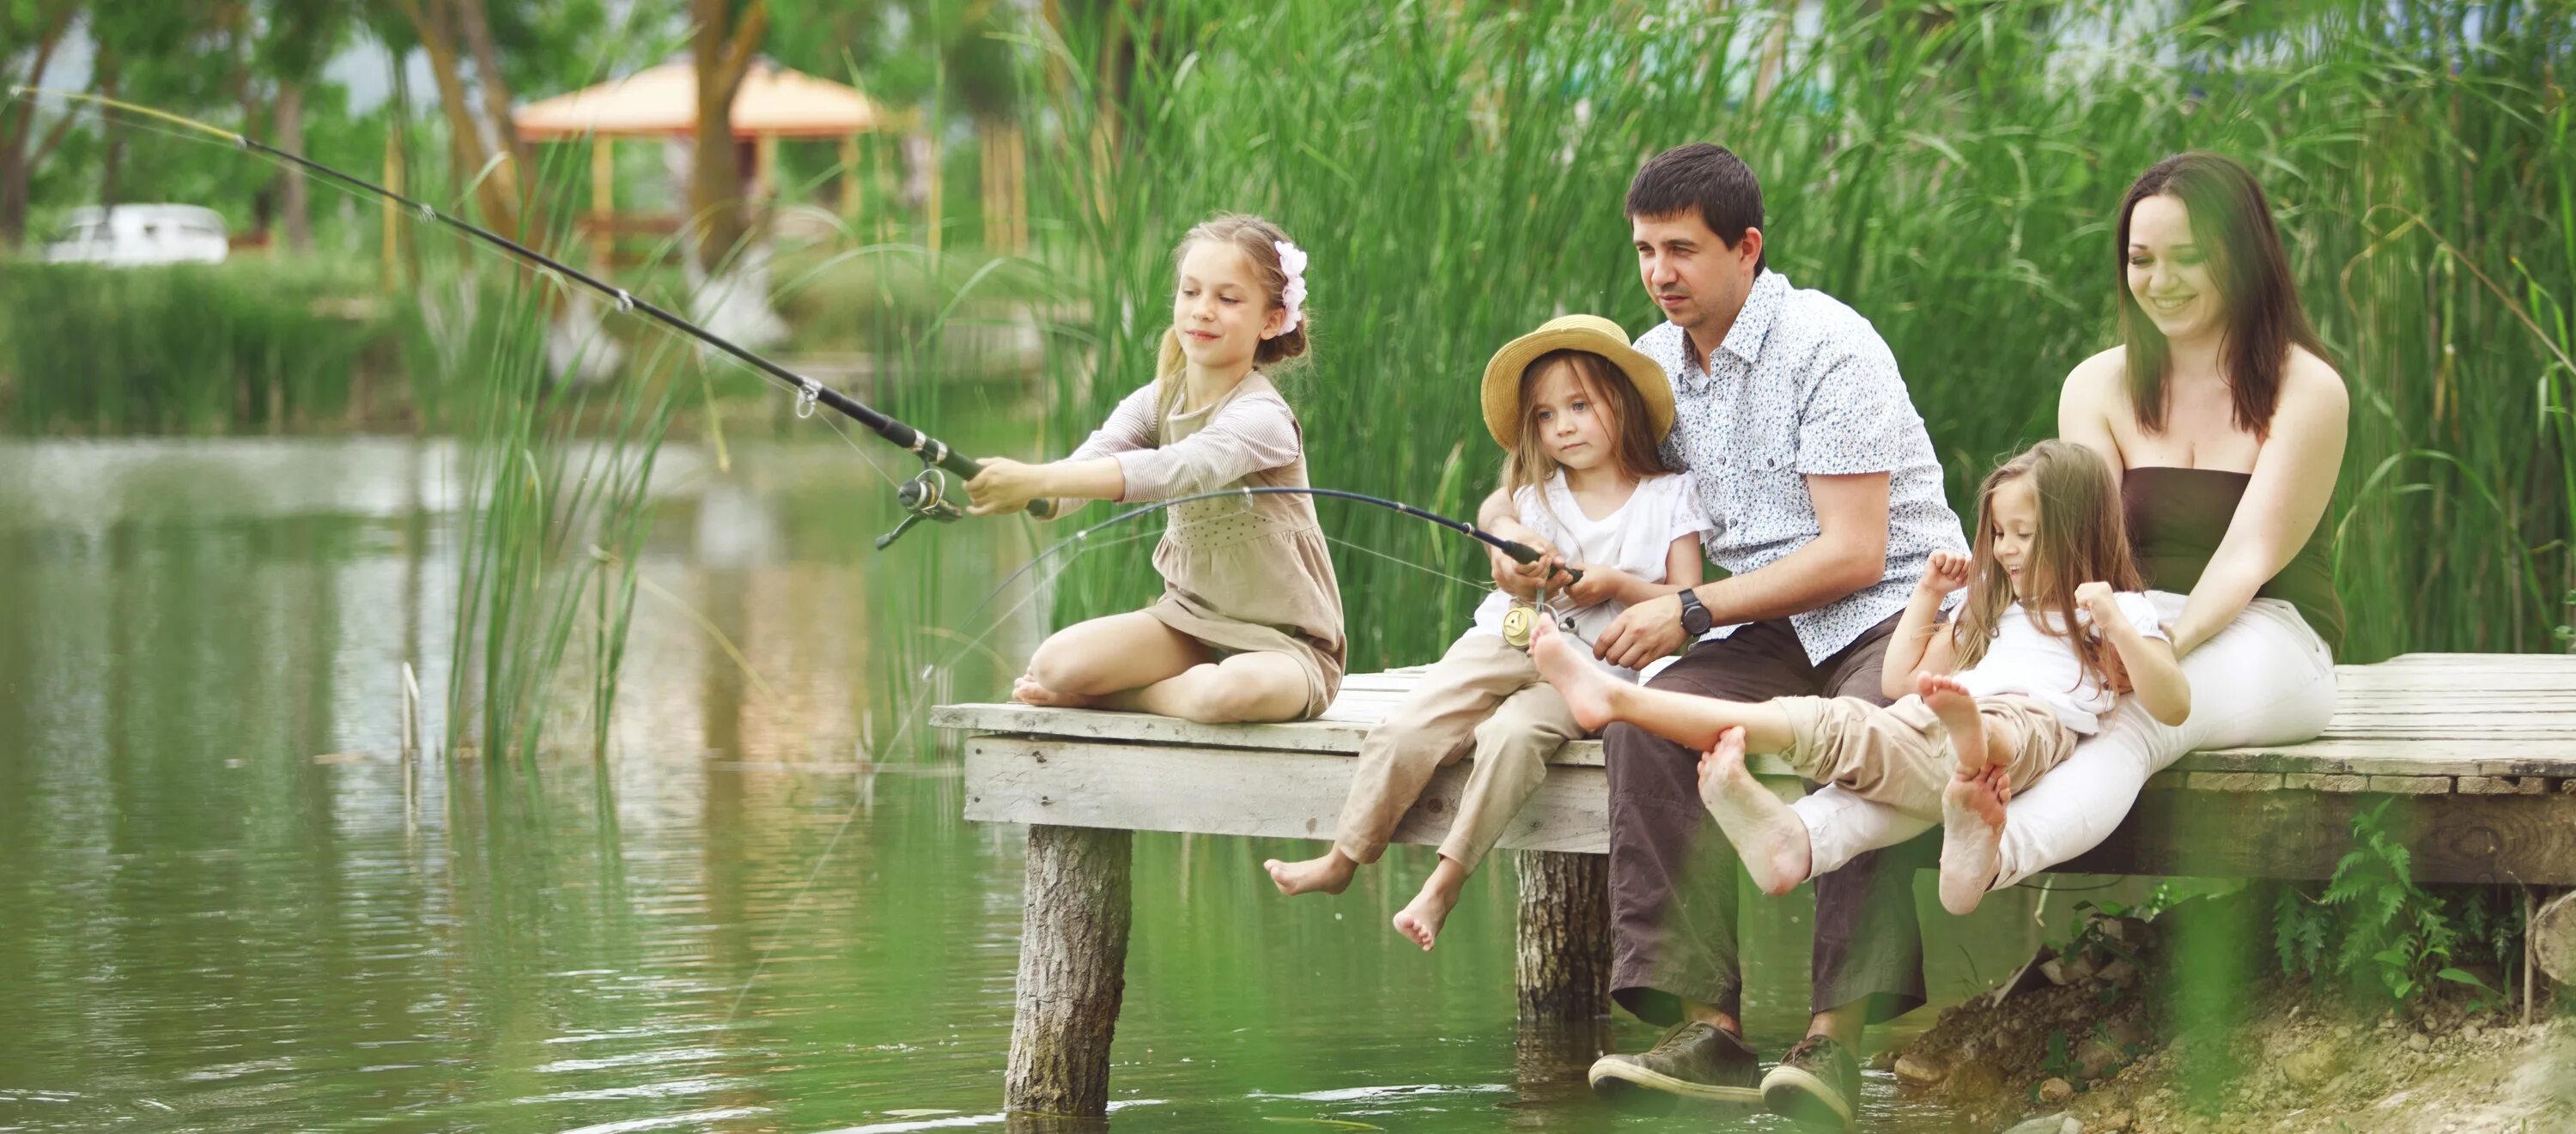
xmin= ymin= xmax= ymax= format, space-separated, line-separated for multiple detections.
xmin=1696 ymin=726 xmax=1811 ymax=896
xmin=1939 ymin=773 xmax=2007 ymax=916
xmin=1917 ymin=672 xmax=1990 ymax=777
xmin=1529 ymin=618 xmax=1617 ymax=731
xmin=1013 ymin=673 xmax=1101 ymax=709
xmin=1392 ymin=877 xmax=1463 ymax=951
xmin=1264 ymin=850 xmax=1358 ymax=896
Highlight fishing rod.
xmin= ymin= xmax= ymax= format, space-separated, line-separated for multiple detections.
xmin=13 ymin=89 xmax=1589 ymax=580
xmin=9 ymin=87 xmax=1048 ymax=549
xmin=957 ymin=485 xmax=1583 ymax=652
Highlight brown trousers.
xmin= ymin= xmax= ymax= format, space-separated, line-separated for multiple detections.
xmin=1602 ymin=614 xmax=1936 ymax=1027
xmin=1334 ymin=632 xmax=1584 ymax=872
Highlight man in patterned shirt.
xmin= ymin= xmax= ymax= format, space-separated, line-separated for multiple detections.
xmin=1479 ymin=143 xmax=1968 ymax=1127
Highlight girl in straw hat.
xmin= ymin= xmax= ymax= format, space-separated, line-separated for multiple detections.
xmin=967 ymin=215 xmax=1344 ymax=724
xmin=1267 ymin=315 xmax=1712 ymax=951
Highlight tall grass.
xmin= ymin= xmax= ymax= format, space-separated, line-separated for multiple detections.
xmin=1023 ymin=0 xmax=2576 ymax=666
xmin=0 ymin=258 xmax=398 ymax=433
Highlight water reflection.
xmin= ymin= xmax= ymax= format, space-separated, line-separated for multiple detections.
xmin=0 ymin=438 xmax=2138 ymax=1131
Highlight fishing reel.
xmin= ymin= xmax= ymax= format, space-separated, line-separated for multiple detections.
xmin=877 ymin=466 xmax=966 ymax=549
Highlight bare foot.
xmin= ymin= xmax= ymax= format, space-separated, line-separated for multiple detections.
xmin=1939 ymin=774 xmax=2006 ymax=916
xmin=1696 ymin=726 xmax=1811 ymax=896
xmin=1264 ymin=850 xmax=1358 ymax=896
xmin=1392 ymin=876 xmax=1462 ymax=951
xmin=1529 ymin=618 xmax=1617 ymax=732
xmin=1917 ymin=672 xmax=1990 ymax=778
xmin=1013 ymin=673 xmax=1101 ymax=709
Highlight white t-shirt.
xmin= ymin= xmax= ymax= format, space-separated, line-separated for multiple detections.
xmin=1955 ymin=592 xmax=2169 ymax=734
xmin=1467 ymin=471 xmax=1714 ymax=682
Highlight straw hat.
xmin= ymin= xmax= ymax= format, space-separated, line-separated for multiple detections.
xmin=1479 ymin=314 xmax=1676 ymax=449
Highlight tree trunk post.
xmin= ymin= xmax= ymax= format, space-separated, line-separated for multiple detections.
xmin=1514 ymin=849 xmax=1610 ymax=1022
xmin=1005 ymin=824 xmax=1133 ymax=1118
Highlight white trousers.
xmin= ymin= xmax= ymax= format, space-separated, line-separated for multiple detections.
xmin=1789 ymin=591 xmax=2337 ymax=888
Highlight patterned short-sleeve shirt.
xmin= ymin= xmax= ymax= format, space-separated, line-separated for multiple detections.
xmin=1637 ymin=270 xmax=1968 ymax=664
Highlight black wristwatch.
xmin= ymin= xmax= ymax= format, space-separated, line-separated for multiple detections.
xmin=1676 ymin=588 xmax=1713 ymax=636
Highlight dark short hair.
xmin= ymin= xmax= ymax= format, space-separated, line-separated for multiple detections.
xmin=1626 ymin=143 xmax=1767 ymax=274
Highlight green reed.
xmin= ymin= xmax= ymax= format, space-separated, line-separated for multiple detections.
xmin=1022 ymin=0 xmax=2576 ymax=667
xmin=0 ymin=257 xmax=399 ymax=434
xmin=424 ymin=142 xmax=684 ymax=791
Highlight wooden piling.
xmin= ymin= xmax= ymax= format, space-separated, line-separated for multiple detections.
xmin=1005 ymin=824 xmax=1133 ymax=1118
xmin=1514 ymin=849 xmax=1610 ymax=1022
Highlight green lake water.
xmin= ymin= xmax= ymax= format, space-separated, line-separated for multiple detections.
xmin=0 ymin=437 xmax=2135 ymax=1132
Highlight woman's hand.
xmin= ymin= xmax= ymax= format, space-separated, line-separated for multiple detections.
xmin=967 ymin=458 xmax=1051 ymax=516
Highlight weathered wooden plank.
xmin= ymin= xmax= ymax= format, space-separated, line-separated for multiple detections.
xmin=2459 ymin=775 xmax=2549 ymax=795
xmin=966 ymin=739 xmax=2576 ymax=884
xmin=935 ymin=705 xmax=1822 ymax=775
xmin=2185 ymin=772 xmax=2282 ymax=792
xmin=964 ymin=737 xmax=1617 ymax=852
xmin=2061 ymin=788 xmax=2576 ymax=883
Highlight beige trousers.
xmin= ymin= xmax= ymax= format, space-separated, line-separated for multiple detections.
xmin=1773 ymin=692 xmax=2076 ymax=821
xmin=1332 ymin=631 xmax=1584 ymax=872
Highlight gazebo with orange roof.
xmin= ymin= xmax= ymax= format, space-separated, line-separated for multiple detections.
xmin=513 ymin=59 xmax=903 ymax=264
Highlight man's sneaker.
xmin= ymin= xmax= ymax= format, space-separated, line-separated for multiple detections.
xmin=1585 ymin=1020 xmax=1763 ymax=1113
xmin=1761 ymin=1034 xmax=1861 ymax=1130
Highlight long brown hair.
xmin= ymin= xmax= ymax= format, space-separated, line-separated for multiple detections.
xmin=1949 ymin=440 xmax=2145 ymax=690
xmin=1151 ymin=213 xmax=1311 ymax=409
xmin=2116 ymin=152 xmax=2329 ymax=440
xmin=1499 ymin=349 xmax=1674 ymax=509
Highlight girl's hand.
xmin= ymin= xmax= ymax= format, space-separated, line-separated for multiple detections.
xmin=1488 ymin=537 xmax=1569 ymax=600
xmin=967 ymin=458 xmax=1048 ymax=516
xmin=1564 ymin=563 xmax=1634 ymax=608
xmin=1920 ymin=549 xmax=1971 ymax=596
xmin=2073 ymin=580 xmax=2122 ymax=625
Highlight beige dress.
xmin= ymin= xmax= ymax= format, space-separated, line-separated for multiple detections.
xmin=1066 ymin=373 xmax=1346 ymax=718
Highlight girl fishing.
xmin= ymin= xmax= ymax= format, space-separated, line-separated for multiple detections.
xmin=1530 ymin=440 xmax=2190 ymax=916
xmin=1267 ymin=315 xmax=1709 ymax=951
xmin=965 ymin=215 xmax=1345 ymax=724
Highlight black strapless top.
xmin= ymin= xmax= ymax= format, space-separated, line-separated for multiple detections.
xmin=2121 ymin=466 xmax=2344 ymax=657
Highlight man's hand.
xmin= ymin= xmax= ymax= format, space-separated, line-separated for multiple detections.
xmin=1564 ymin=564 xmax=1635 ymax=608
xmin=1595 ymin=592 xmax=1688 ymax=671
xmin=1920 ymin=548 xmax=1971 ymax=597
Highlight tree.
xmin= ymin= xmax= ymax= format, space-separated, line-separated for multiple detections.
xmin=389 ymin=0 xmax=532 ymax=240
xmin=689 ymin=0 xmax=767 ymax=273
xmin=0 ymin=0 xmax=84 ymax=246
xmin=258 ymin=0 xmax=350 ymax=252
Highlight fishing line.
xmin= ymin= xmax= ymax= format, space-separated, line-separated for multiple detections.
xmin=9 ymin=86 xmax=1054 ymax=547
xmin=720 ymin=522 xmax=1163 ymax=1026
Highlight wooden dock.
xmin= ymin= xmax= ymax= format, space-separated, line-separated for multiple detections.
xmin=932 ymin=652 xmax=2576 ymax=1117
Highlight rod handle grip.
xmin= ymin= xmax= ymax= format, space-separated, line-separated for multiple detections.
xmin=1497 ymin=537 xmax=1583 ymax=584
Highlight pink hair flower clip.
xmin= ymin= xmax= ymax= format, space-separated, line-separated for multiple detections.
xmin=1275 ymin=240 xmax=1309 ymax=333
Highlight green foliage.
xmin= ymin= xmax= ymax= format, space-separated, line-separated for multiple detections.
xmin=2271 ymin=799 xmax=2520 ymax=1009
xmin=0 ymin=258 xmax=395 ymax=433
xmin=1024 ymin=0 xmax=2576 ymax=670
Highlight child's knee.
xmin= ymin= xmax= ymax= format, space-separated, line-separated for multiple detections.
xmin=1025 ymin=637 xmax=1107 ymax=695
